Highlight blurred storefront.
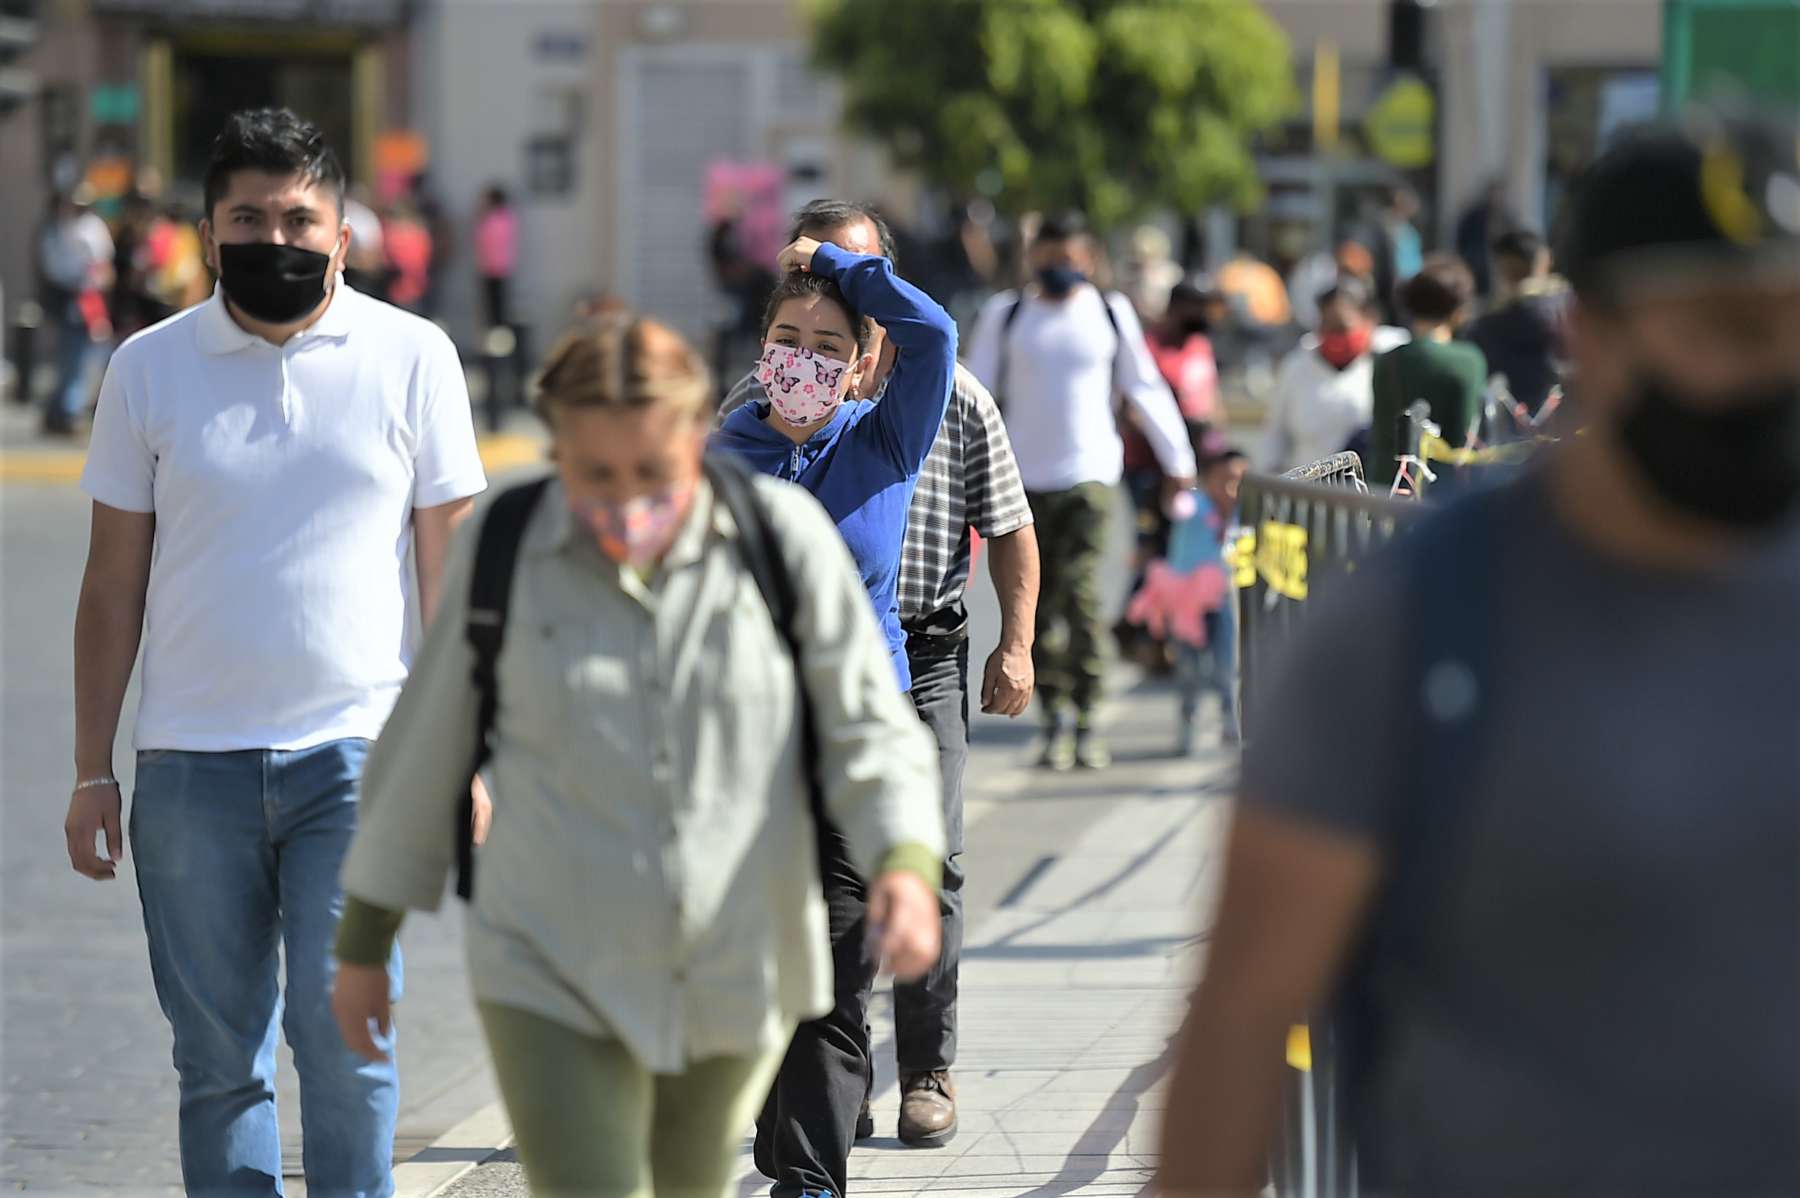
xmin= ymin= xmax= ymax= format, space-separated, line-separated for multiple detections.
xmin=0 ymin=0 xmax=411 ymax=332
xmin=1249 ymin=0 xmax=1663 ymax=263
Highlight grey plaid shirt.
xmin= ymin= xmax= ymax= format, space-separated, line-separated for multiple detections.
xmin=719 ymin=362 xmax=1032 ymax=625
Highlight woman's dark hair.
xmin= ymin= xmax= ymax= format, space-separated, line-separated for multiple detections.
xmin=485 ymin=184 xmax=510 ymax=209
xmin=761 ymin=271 xmax=874 ymax=354
xmin=203 ymin=108 xmax=345 ymax=221
xmin=1399 ymin=253 xmax=1476 ymax=323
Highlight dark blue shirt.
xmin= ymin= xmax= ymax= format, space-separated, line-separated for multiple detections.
xmin=711 ymin=242 xmax=956 ymax=690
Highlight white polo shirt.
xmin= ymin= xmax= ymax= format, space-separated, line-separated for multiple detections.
xmin=82 ymin=283 xmax=489 ymax=752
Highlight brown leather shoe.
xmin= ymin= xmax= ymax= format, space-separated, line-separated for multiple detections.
xmin=898 ymin=1070 xmax=957 ymax=1146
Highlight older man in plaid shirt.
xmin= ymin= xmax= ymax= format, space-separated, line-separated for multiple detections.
xmin=720 ymin=200 xmax=1040 ymax=1155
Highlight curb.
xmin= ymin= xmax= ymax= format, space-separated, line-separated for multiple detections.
xmin=392 ymin=1100 xmax=514 ymax=1198
xmin=0 ymin=433 xmax=547 ymax=486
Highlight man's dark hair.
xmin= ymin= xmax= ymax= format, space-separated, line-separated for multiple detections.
xmin=203 ymin=108 xmax=345 ymax=221
xmin=1037 ymin=210 xmax=1091 ymax=243
xmin=789 ymin=199 xmax=898 ymax=272
xmin=1491 ymin=228 xmax=1544 ymax=266
xmin=1317 ymin=275 xmax=1375 ymax=314
xmin=761 ymin=271 xmax=874 ymax=354
xmin=1398 ymin=253 xmax=1475 ymax=323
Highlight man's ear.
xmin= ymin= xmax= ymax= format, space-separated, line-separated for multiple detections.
xmin=865 ymin=336 xmax=899 ymax=398
xmin=199 ymin=217 xmax=218 ymax=275
xmin=333 ymin=220 xmax=353 ymax=274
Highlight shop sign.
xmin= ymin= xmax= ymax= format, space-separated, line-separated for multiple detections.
xmin=90 ymin=83 xmax=138 ymax=125
xmin=1364 ymin=74 xmax=1436 ymax=169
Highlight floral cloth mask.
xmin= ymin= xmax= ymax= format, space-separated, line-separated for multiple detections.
xmin=756 ymin=342 xmax=851 ymax=428
xmin=570 ymin=483 xmax=692 ymax=570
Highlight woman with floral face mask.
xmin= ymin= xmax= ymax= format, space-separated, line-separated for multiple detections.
xmin=328 ymin=313 xmax=947 ymax=1198
xmin=712 ymin=235 xmax=957 ymax=695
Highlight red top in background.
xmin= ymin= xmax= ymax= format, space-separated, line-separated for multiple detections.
xmin=1125 ymin=331 xmax=1219 ymax=471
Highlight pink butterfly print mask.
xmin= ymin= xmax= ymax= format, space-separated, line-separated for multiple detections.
xmin=756 ymin=342 xmax=851 ymax=428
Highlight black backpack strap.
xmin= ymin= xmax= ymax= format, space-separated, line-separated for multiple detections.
xmin=1098 ymin=289 xmax=1127 ymax=410
xmin=455 ymin=476 xmax=551 ymax=901
xmin=702 ymin=453 xmax=833 ymax=841
xmin=991 ymin=295 xmax=1026 ymax=414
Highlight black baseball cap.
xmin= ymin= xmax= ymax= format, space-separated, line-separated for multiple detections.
xmin=1559 ymin=111 xmax=1800 ymax=301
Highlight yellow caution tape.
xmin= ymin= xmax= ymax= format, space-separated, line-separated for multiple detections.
xmin=1286 ymin=1024 xmax=1312 ymax=1072
xmin=1419 ymin=432 xmax=1540 ymax=467
xmin=1255 ymin=520 xmax=1309 ymax=600
xmin=1227 ymin=529 xmax=1257 ymax=589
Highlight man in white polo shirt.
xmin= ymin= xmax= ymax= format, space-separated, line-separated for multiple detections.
xmin=966 ymin=211 xmax=1196 ymax=771
xmin=63 ymin=108 xmax=487 ymax=1197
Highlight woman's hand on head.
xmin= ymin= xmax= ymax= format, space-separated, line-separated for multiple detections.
xmin=777 ymin=237 xmax=824 ymax=276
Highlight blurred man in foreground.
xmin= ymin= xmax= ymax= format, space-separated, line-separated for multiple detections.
xmin=1160 ymin=114 xmax=1800 ymax=1196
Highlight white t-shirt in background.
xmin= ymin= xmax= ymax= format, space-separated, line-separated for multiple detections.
xmin=964 ymin=286 xmax=1196 ymax=493
xmin=81 ymin=283 xmax=489 ymax=752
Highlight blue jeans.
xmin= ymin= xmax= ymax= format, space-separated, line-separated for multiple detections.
xmin=50 ymin=307 xmax=104 ymax=427
xmin=130 ymin=739 xmax=400 ymax=1197
xmin=1176 ymin=605 xmax=1239 ymax=736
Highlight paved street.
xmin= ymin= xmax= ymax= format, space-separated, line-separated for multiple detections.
xmin=1 ymin=404 xmax=1231 ymax=1195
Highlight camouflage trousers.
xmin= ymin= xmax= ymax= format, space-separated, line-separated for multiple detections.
xmin=1026 ymin=483 xmax=1114 ymax=723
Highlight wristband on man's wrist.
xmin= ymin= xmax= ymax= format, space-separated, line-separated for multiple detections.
xmin=73 ymin=775 xmax=119 ymax=793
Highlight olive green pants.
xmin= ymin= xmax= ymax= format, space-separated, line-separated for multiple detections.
xmin=1026 ymin=483 xmax=1115 ymax=721
xmin=479 ymin=1002 xmax=787 ymax=1198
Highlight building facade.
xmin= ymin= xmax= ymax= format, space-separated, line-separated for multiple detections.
xmin=1256 ymin=0 xmax=1662 ymax=253
xmin=411 ymin=0 xmax=901 ymax=354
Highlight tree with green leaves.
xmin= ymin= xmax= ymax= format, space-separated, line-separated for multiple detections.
xmin=804 ymin=0 xmax=1296 ymax=229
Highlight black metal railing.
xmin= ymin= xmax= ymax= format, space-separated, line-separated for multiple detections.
xmin=1236 ymin=460 xmax=1419 ymax=739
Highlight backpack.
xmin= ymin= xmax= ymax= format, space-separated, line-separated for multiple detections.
xmin=990 ymin=286 xmax=1125 ymax=414
xmin=452 ymin=452 xmax=826 ymax=901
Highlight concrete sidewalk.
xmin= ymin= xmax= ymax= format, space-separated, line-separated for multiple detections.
xmin=437 ymin=678 xmax=1234 ymax=1198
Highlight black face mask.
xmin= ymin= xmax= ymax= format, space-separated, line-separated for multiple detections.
xmin=1617 ymin=371 xmax=1800 ymax=530
xmin=1037 ymin=266 xmax=1087 ymax=298
xmin=217 ymin=242 xmax=332 ymax=324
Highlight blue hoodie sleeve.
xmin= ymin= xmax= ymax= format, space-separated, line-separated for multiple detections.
xmin=811 ymin=241 xmax=956 ymax=474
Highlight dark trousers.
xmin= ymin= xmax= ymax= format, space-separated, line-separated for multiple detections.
xmin=1027 ymin=484 xmax=1115 ymax=720
xmin=481 ymin=275 xmax=510 ymax=331
xmin=894 ymin=636 xmax=967 ymax=1074
xmin=754 ymin=636 xmax=967 ymax=1196
xmin=754 ymin=822 xmax=874 ymax=1198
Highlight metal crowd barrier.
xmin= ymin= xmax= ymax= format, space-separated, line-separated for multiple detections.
xmin=1236 ymin=456 xmax=1420 ymax=740
xmin=1232 ymin=453 xmax=1423 ymax=1198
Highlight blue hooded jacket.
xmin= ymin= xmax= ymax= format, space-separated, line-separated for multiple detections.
xmin=711 ymin=242 xmax=956 ymax=691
